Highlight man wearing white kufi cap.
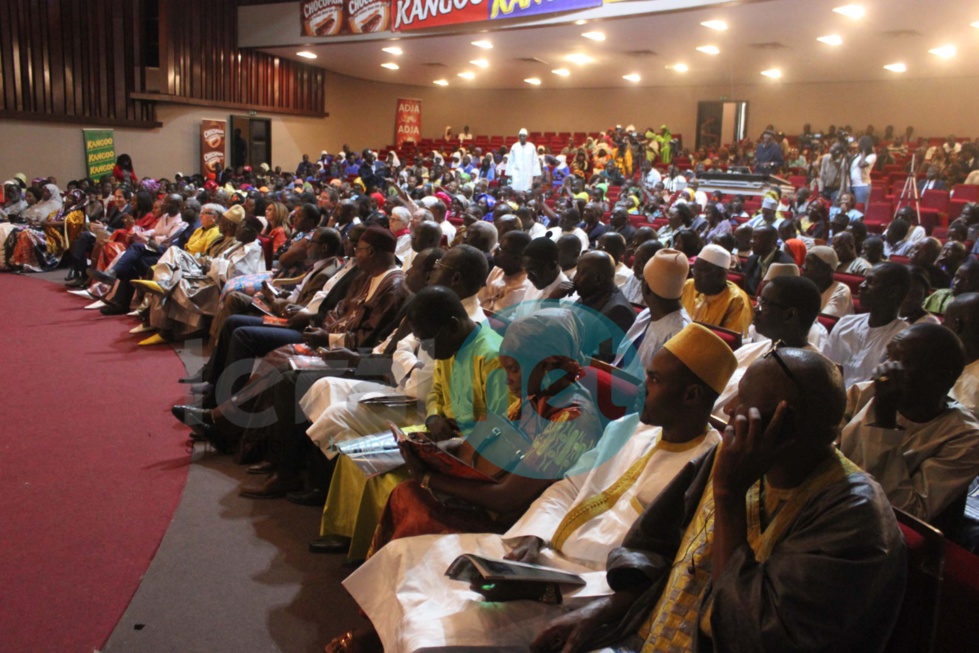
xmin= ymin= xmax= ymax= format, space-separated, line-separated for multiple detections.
xmin=507 ymin=127 xmax=541 ymax=192
xmin=746 ymin=194 xmax=784 ymax=230
xmin=680 ymin=244 xmax=753 ymax=336
xmin=613 ymin=248 xmax=692 ymax=370
xmin=804 ymin=245 xmax=854 ymax=317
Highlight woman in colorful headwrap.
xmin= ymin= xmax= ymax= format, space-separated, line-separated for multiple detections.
xmin=592 ymin=143 xmax=611 ymax=171
xmin=5 ymin=186 xmax=87 ymax=272
xmin=571 ymin=149 xmax=591 ymax=180
xmin=370 ymin=308 xmax=604 ymax=554
xmin=783 ymin=237 xmax=808 ymax=267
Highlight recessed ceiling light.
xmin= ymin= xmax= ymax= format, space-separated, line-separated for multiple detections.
xmin=458 ymin=71 xmax=475 ymax=79
xmin=551 ymin=68 xmax=570 ymax=76
xmin=565 ymin=53 xmax=594 ymax=64
xmin=672 ymin=63 xmax=689 ymax=73
xmin=575 ymin=19 xmax=587 ymax=25
xmin=382 ymin=46 xmax=403 ymax=56
xmin=471 ymin=40 xmax=493 ymax=49
xmin=470 ymin=59 xmax=489 ymax=68
xmin=433 ymin=79 xmax=449 ymax=86
xmin=524 ymin=77 xmax=542 ymax=85
xmin=296 ymin=51 xmax=317 ymax=59
xmin=832 ymin=4 xmax=865 ymax=19
xmin=700 ymin=20 xmax=727 ymax=30
xmin=622 ymin=74 xmax=641 ymax=82
xmin=696 ymin=46 xmax=720 ymax=55
xmin=582 ymin=31 xmax=605 ymax=41
xmin=883 ymin=63 xmax=907 ymax=73
xmin=817 ymin=35 xmax=843 ymax=46
xmin=761 ymin=68 xmax=782 ymax=78
xmin=971 ymin=21 xmax=979 ymax=29
xmin=381 ymin=62 xmax=399 ymax=70
xmin=929 ymin=44 xmax=956 ymax=59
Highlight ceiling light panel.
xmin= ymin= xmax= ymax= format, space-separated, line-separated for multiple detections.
xmin=381 ymin=62 xmax=399 ymax=70
xmin=551 ymin=68 xmax=570 ymax=76
xmin=470 ymin=59 xmax=489 ymax=68
xmin=471 ymin=40 xmax=493 ymax=49
xmin=817 ymin=35 xmax=843 ymax=46
xmin=761 ymin=68 xmax=782 ymax=78
xmin=382 ymin=47 xmax=402 ymax=56
xmin=929 ymin=45 xmax=956 ymax=59
xmin=622 ymin=74 xmax=641 ymax=82
xmin=296 ymin=51 xmax=317 ymax=59
xmin=433 ymin=79 xmax=449 ymax=86
xmin=700 ymin=20 xmax=727 ymax=30
xmin=833 ymin=4 xmax=865 ymax=19
xmin=582 ymin=31 xmax=605 ymax=41
xmin=524 ymin=77 xmax=542 ymax=85
xmin=565 ymin=53 xmax=594 ymax=64
xmin=696 ymin=46 xmax=720 ymax=55
xmin=458 ymin=71 xmax=475 ymax=79
xmin=883 ymin=63 xmax=907 ymax=72
xmin=672 ymin=63 xmax=689 ymax=72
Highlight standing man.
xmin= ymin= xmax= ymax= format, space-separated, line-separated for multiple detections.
xmin=754 ymin=129 xmax=784 ymax=173
xmin=507 ymin=128 xmax=541 ymax=192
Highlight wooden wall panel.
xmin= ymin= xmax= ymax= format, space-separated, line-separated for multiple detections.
xmin=0 ymin=0 xmax=156 ymax=126
xmin=158 ymin=0 xmax=326 ymax=116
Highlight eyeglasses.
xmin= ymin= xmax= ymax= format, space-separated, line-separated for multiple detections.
xmin=434 ymin=259 xmax=460 ymax=273
xmin=763 ymin=341 xmax=800 ymax=387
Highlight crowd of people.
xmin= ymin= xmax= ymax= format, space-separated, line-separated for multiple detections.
xmin=3 ymin=120 xmax=979 ymax=652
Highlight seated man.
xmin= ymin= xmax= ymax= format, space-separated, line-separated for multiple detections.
xmin=922 ymin=256 xmax=979 ymax=315
xmin=618 ymin=239 xmax=662 ymax=305
xmin=614 ymin=248 xmax=690 ymax=370
xmin=572 ymin=250 xmax=637 ymax=361
xmin=556 ymin=232 xmax=582 ymax=280
xmin=741 ymin=225 xmax=793 ymax=296
xmin=908 ymin=237 xmax=951 ymax=290
xmin=803 ymin=245 xmax=854 ymax=317
xmin=832 ymin=231 xmax=872 ymax=276
xmin=340 ymin=323 xmax=739 ymax=653
xmin=402 ymin=220 xmax=443 ymax=272
xmin=840 ymin=323 xmax=979 ymax=525
xmin=945 ymin=292 xmax=979 ymax=415
xmin=820 ymin=262 xmax=909 ymax=386
xmin=531 ymin=349 xmax=906 ymax=653
xmin=597 ymin=232 xmax=634 ymax=289
xmin=521 ymin=237 xmax=570 ymax=302
xmin=479 ymin=230 xmax=532 ymax=312
xmin=714 ymin=275 xmax=823 ymax=421
xmin=681 ymin=243 xmax=753 ymax=336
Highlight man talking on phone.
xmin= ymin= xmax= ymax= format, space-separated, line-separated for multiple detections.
xmin=531 ymin=349 xmax=906 ymax=653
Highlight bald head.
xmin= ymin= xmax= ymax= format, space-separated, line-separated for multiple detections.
xmin=464 ymin=221 xmax=498 ymax=253
xmin=574 ymin=250 xmax=617 ymax=297
xmin=412 ymin=220 xmax=444 ymax=252
xmin=598 ymin=232 xmax=628 ymax=264
xmin=888 ymin=323 xmax=965 ymax=396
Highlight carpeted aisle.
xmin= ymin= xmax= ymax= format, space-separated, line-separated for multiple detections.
xmin=0 ymin=275 xmax=190 ymax=653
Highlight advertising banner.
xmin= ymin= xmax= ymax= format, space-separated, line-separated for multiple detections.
xmin=393 ymin=0 xmax=485 ymax=31
xmin=301 ymin=0 xmax=391 ymax=36
xmin=395 ymin=98 xmax=422 ymax=147
xmin=200 ymin=119 xmax=227 ymax=179
xmin=83 ymin=129 xmax=116 ymax=179
xmin=489 ymin=0 xmax=603 ymax=21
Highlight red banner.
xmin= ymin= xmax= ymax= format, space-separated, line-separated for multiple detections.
xmin=393 ymin=0 xmax=485 ymax=31
xmin=395 ymin=98 xmax=421 ymax=148
xmin=200 ymin=119 xmax=226 ymax=180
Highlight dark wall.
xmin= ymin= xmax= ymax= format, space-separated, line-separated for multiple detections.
xmin=0 ymin=0 xmax=326 ymax=128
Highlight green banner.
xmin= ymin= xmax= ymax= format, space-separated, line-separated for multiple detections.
xmin=83 ymin=129 xmax=116 ymax=179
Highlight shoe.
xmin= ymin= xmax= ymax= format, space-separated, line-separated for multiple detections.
xmin=189 ymin=382 xmax=213 ymax=396
xmin=194 ymin=424 xmax=234 ymax=454
xmin=239 ymin=473 xmax=303 ymax=499
xmin=100 ymin=302 xmax=131 ymax=316
xmin=286 ymin=488 xmax=328 ymax=507
xmin=65 ymin=268 xmax=80 ymax=281
xmin=129 ymin=323 xmax=156 ymax=335
xmin=139 ymin=333 xmax=168 ymax=346
xmin=65 ymin=276 xmax=86 ymax=288
xmin=67 ymin=288 xmax=93 ymax=298
xmin=308 ymin=535 xmax=352 ymax=554
xmin=171 ymin=404 xmax=213 ymax=427
xmin=246 ymin=461 xmax=274 ymax=475
xmin=179 ymin=371 xmax=204 ymax=384
xmin=84 ymin=300 xmax=106 ymax=310
xmin=132 ymin=279 xmax=165 ymax=295
xmin=89 ymin=268 xmax=116 ymax=284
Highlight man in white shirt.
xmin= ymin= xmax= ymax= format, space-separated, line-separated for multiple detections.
xmin=598 ymin=232 xmax=634 ymax=290
xmin=479 ymin=230 xmax=533 ymax=311
xmin=389 ymin=206 xmax=412 ymax=261
xmin=401 ymin=220 xmax=442 ymax=273
xmin=804 ymin=245 xmax=854 ymax=317
xmin=521 ymin=237 xmax=570 ymax=303
xmin=820 ymin=262 xmax=910 ymax=386
xmin=945 ymin=293 xmax=979 ymax=416
xmin=507 ymin=128 xmax=542 ymax=192
xmin=613 ymin=248 xmax=690 ymax=371
xmin=840 ymin=323 xmax=979 ymax=525
xmin=341 ymin=323 xmax=738 ymax=653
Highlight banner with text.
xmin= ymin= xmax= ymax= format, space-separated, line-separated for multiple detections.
xmin=394 ymin=0 xmax=603 ymax=31
xmin=395 ymin=98 xmax=422 ymax=147
xmin=200 ymin=119 xmax=227 ymax=179
xmin=301 ymin=0 xmax=392 ymax=36
xmin=83 ymin=129 xmax=116 ymax=179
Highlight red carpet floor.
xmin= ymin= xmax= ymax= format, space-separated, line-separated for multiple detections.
xmin=0 ymin=276 xmax=191 ymax=653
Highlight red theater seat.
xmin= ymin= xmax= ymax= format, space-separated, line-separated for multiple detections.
xmin=883 ymin=509 xmax=944 ymax=653
xmin=694 ymin=321 xmax=742 ymax=350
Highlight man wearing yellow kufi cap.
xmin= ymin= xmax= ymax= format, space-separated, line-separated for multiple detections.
xmin=341 ymin=324 xmax=740 ymax=651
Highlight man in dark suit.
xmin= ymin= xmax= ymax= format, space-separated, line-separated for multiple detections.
xmin=742 ymin=225 xmax=794 ymax=296
xmin=917 ymin=165 xmax=947 ymax=193
xmin=573 ymin=250 xmax=637 ymax=362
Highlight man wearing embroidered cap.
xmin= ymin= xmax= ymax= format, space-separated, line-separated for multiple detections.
xmin=614 ymin=248 xmax=692 ymax=369
xmin=681 ymin=243 xmax=753 ymax=336
xmin=340 ymin=323 xmax=739 ymax=652
xmin=507 ymin=128 xmax=541 ymax=192
xmin=746 ymin=195 xmax=784 ymax=230
xmin=804 ymin=245 xmax=854 ymax=317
